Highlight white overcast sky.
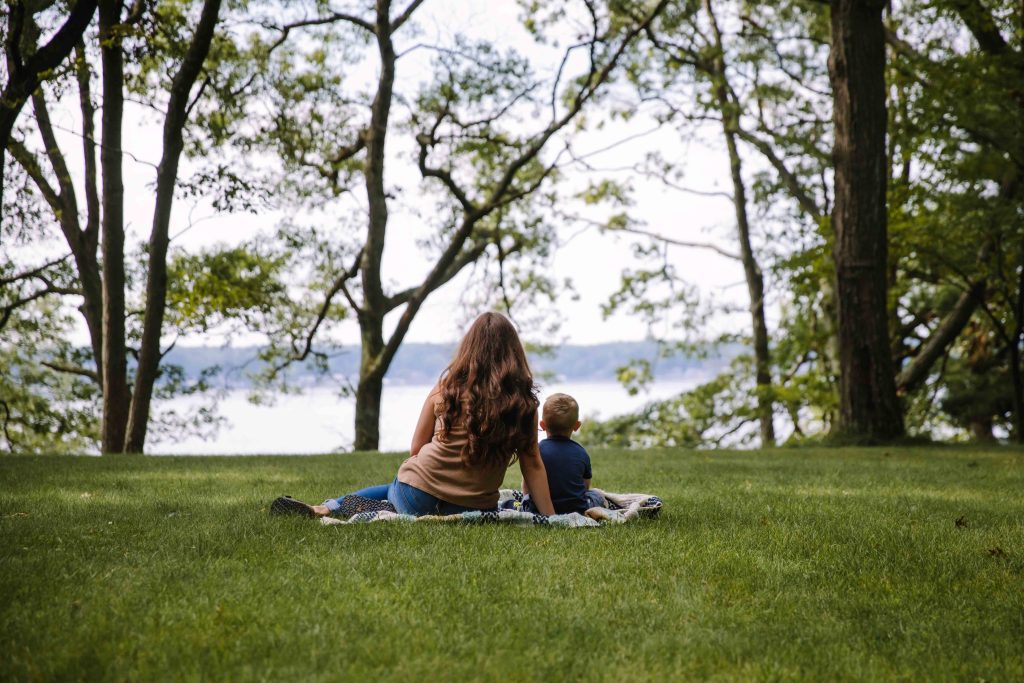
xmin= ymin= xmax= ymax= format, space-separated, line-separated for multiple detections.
xmin=27 ymin=0 xmax=760 ymax=349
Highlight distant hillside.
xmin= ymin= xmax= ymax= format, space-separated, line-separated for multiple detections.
xmin=164 ymin=341 xmax=737 ymax=387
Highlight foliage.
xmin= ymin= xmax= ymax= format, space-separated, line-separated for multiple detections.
xmin=583 ymin=356 xmax=761 ymax=448
xmin=3 ymin=0 xmax=1023 ymax=451
xmin=0 ymin=301 xmax=100 ymax=455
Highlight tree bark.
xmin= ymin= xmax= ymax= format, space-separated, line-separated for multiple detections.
xmin=704 ymin=0 xmax=775 ymax=447
xmin=350 ymin=0 xmax=396 ymax=451
xmin=1011 ymin=246 xmax=1024 ymax=443
xmin=969 ymin=416 xmax=995 ymax=442
xmin=98 ymin=0 xmax=130 ymax=454
xmin=828 ymin=0 xmax=904 ymax=441
xmin=125 ymin=0 xmax=222 ymax=453
xmin=354 ymin=308 xmax=387 ymax=451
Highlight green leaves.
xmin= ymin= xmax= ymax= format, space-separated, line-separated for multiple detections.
xmin=165 ymin=242 xmax=291 ymax=334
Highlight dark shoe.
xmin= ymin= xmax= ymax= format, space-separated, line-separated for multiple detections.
xmin=270 ymin=495 xmax=315 ymax=518
xmin=337 ymin=495 xmax=395 ymax=517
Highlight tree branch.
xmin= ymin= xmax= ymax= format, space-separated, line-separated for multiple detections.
xmin=611 ymin=225 xmax=741 ymax=260
xmin=390 ymin=0 xmax=426 ymax=32
xmin=949 ymin=0 xmax=1009 ymax=55
xmin=39 ymin=361 xmax=99 ymax=382
xmin=0 ymin=254 xmax=71 ymax=287
xmin=734 ymin=128 xmax=822 ymax=219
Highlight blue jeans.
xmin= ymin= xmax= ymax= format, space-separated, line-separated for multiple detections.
xmin=323 ymin=478 xmax=482 ymax=516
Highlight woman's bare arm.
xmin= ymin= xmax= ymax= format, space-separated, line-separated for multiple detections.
xmin=410 ymin=384 xmax=441 ymax=456
xmin=518 ymin=446 xmax=555 ymax=516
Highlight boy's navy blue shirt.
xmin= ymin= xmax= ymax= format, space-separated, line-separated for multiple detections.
xmin=539 ymin=435 xmax=592 ymax=514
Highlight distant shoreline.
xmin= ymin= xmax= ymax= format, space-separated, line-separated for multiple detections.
xmin=163 ymin=341 xmax=739 ymax=387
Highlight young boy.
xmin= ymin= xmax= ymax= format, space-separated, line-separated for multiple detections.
xmin=521 ymin=392 xmax=605 ymax=515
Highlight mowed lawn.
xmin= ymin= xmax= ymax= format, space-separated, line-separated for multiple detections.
xmin=1 ymin=447 xmax=1021 ymax=682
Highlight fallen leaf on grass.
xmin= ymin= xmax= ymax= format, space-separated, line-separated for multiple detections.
xmin=955 ymin=516 xmax=968 ymax=529
xmin=987 ymin=547 xmax=1007 ymax=558
xmin=6 ymin=512 xmax=30 ymax=518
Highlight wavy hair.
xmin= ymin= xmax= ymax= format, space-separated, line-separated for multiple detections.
xmin=437 ymin=312 xmax=539 ymax=469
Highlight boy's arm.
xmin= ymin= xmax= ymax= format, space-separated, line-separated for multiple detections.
xmin=583 ymin=478 xmax=591 ymax=490
xmin=519 ymin=446 xmax=555 ymax=516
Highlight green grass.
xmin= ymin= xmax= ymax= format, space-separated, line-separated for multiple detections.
xmin=1 ymin=447 xmax=1022 ymax=682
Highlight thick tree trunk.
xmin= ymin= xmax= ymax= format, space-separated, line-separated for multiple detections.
xmin=354 ymin=314 xmax=386 ymax=451
xmin=125 ymin=0 xmax=222 ymax=453
xmin=1011 ymin=252 xmax=1024 ymax=444
xmin=969 ymin=417 xmax=995 ymax=442
xmin=351 ymin=1 xmax=396 ymax=452
xmin=828 ymin=0 xmax=904 ymax=442
xmin=76 ymin=41 xmax=104 ymax=377
xmin=704 ymin=0 xmax=775 ymax=447
xmin=98 ymin=0 xmax=130 ymax=454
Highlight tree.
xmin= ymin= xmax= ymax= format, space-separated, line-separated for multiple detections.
xmin=584 ymin=0 xmax=836 ymax=446
xmin=884 ymin=0 xmax=1023 ymax=441
xmin=218 ymin=0 xmax=670 ymax=450
xmin=828 ymin=0 xmax=904 ymax=441
xmin=5 ymin=0 xmax=224 ymax=453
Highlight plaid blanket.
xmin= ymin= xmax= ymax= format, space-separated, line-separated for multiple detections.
xmin=319 ymin=488 xmax=662 ymax=528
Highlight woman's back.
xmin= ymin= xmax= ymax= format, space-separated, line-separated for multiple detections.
xmin=398 ymin=402 xmax=509 ymax=509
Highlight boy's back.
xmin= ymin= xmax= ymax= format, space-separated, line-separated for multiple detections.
xmin=539 ymin=435 xmax=592 ymax=514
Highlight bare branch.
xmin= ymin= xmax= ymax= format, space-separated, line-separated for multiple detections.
xmin=263 ymin=12 xmax=375 ymax=54
xmin=609 ymin=225 xmax=741 ymax=261
xmin=390 ymin=0 xmax=426 ymax=32
xmin=734 ymin=128 xmax=822 ymax=219
xmin=39 ymin=361 xmax=99 ymax=382
xmin=7 ymin=140 xmax=62 ymax=213
xmin=266 ymin=248 xmax=364 ymax=378
xmin=0 ymin=254 xmax=72 ymax=287
xmin=385 ymin=240 xmax=489 ymax=311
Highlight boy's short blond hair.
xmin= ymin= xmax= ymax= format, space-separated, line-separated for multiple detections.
xmin=543 ymin=393 xmax=579 ymax=436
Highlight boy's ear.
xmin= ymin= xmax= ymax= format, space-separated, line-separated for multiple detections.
xmin=573 ymin=420 xmax=581 ymax=432
xmin=539 ymin=419 xmax=547 ymax=431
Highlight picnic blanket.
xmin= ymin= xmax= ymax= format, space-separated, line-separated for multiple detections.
xmin=319 ymin=488 xmax=662 ymax=528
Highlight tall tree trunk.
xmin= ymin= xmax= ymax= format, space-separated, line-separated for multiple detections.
xmin=98 ymin=0 xmax=130 ymax=454
xmin=1011 ymin=246 xmax=1024 ymax=444
xmin=125 ymin=0 xmax=222 ymax=453
xmin=828 ymin=0 xmax=904 ymax=442
xmin=354 ymin=313 xmax=386 ymax=451
xmin=76 ymin=40 xmax=104 ymax=378
xmin=969 ymin=416 xmax=995 ymax=442
xmin=352 ymin=0 xmax=396 ymax=451
xmin=704 ymin=0 xmax=775 ymax=447
xmin=30 ymin=91 xmax=105 ymax=376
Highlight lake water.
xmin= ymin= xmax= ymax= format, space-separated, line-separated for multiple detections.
xmin=152 ymin=377 xmax=705 ymax=455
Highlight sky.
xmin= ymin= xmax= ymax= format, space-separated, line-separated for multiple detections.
xmin=21 ymin=0 xmax=761 ymax=350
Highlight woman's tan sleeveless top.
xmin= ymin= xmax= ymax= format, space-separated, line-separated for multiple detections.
xmin=397 ymin=401 xmax=510 ymax=510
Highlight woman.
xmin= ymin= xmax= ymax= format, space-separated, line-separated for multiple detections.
xmin=308 ymin=312 xmax=555 ymax=517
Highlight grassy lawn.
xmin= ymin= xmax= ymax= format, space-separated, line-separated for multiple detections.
xmin=1 ymin=447 xmax=1022 ymax=682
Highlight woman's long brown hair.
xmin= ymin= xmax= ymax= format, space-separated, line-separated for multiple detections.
xmin=437 ymin=312 xmax=539 ymax=469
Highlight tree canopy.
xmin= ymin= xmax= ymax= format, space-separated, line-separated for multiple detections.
xmin=2 ymin=0 xmax=1021 ymax=453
